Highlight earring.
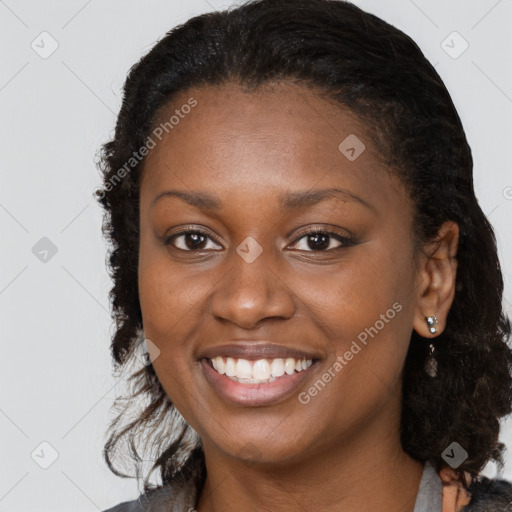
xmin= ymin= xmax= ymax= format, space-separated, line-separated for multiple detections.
xmin=425 ymin=314 xmax=438 ymax=334
xmin=424 ymin=342 xmax=438 ymax=378
xmin=424 ymin=315 xmax=438 ymax=378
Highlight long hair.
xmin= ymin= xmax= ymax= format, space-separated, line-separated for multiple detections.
xmin=95 ymin=0 xmax=512 ymax=492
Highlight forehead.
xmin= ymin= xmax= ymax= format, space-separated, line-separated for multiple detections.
xmin=140 ymin=81 xmax=405 ymax=212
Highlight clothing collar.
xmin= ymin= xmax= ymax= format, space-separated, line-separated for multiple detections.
xmin=413 ymin=459 xmax=443 ymax=512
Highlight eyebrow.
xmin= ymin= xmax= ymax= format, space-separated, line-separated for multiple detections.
xmin=150 ymin=187 xmax=374 ymax=212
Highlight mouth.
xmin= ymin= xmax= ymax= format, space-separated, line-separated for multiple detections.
xmin=198 ymin=343 xmax=321 ymax=406
xmin=207 ymin=356 xmax=313 ymax=383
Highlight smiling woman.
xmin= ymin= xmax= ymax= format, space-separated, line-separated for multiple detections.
xmin=95 ymin=1 xmax=512 ymax=511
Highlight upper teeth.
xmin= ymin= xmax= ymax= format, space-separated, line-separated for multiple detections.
xmin=210 ymin=356 xmax=313 ymax=382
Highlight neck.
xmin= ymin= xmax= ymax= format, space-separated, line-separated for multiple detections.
xmin=196 ymin=407 xmax=424 ymax=512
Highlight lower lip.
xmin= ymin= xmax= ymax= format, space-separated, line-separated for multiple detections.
xmin=200 ymin=358 xmax=318 ymax=406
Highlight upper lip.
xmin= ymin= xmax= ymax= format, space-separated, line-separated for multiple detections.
xmin=198 ymin=342 xmax=321 ymax=361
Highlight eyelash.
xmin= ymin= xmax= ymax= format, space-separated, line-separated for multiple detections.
xmin=163 ymin=226 xmax=354 ymax=252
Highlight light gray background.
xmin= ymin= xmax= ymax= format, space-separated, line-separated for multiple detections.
xmin=1 ymin=0 xmax=511 ymax=510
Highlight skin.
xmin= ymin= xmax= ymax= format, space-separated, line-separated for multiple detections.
xmin=138 ymin=81 xmax=459 ymax=512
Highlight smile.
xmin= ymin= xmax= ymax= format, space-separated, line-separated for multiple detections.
xmin=200 ymin=356 xmax=319 ymax=406
xmin=209 ymin=356 xmax=314 ymax=383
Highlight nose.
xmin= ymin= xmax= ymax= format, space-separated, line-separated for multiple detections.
xmin=210 ymin=247 xmax=296 ymax=329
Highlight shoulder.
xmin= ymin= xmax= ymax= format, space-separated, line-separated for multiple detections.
xmin=103 ymin=450 xmax=206 ymax=511
xmin=461 ymin=475 xmax=512 ymax=511
xmin=438 ymin=463 xmax=512 ymax=511
xmin=102 ymin=484 xmax=187 ymax=512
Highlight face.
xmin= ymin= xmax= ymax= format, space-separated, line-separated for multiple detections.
xmin=138 ymin=81 xmax=420 ymax=465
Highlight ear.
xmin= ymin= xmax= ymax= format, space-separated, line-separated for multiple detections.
xmin=412 ymin=221 xmax=459 ymax=338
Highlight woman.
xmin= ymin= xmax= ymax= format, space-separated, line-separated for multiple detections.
xmin=96 ymin=0 xmax=512 ymax=510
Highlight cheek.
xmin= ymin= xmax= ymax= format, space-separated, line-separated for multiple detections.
xmin=304 ymin=247 xmax=413 ymax=344
xmin=137 ymin=245 xmax=197 ymax=386
xmin=306 ymin=243 xmax=416 ymax=399
xmin=289 ymin=262 xmax=414 ymax=442
xmin=138 ymin=241 xmax=213 ymax=339
xmin=138 ymin=265 xmax=200 ymax=377
xmin=138 ymin=261 xmax=201 ymax=417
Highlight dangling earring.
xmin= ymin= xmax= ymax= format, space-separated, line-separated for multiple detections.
xmin=424 ymin=315 xmax=438 ymax=378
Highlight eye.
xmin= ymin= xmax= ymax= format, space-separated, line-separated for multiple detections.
xmin=164 ymin=226 xmax=354 ymax=253
xmin=164 ymin=228 xmax=222 ymax=251
xmin=289 ymin=227 xmax=353 ymax=252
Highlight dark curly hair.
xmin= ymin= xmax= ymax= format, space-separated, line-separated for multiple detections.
xmin=94 ymin=0 xmax=512 ymax=494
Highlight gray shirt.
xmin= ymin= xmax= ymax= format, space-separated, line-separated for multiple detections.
xmin=413 ymin=459 xmax=443 ymax=512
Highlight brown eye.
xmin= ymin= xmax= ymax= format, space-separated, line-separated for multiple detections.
xmin=164 ymin=230 xmax=222 ymax=251
xmin=289 ymin=228 xmax=353 ymax=252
